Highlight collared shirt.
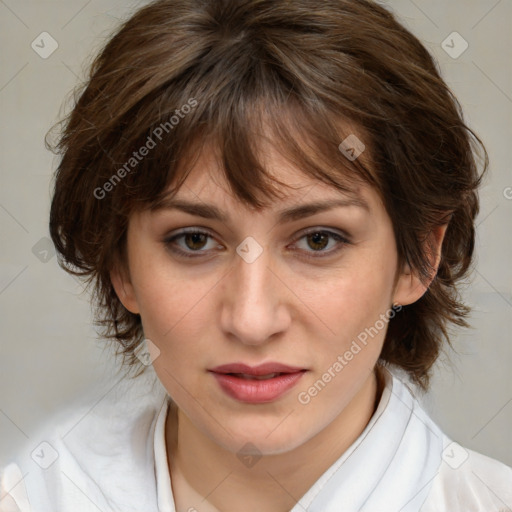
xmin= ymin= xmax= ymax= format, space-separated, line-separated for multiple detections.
xmin=1 ymin=367 xmax=511 ymax=512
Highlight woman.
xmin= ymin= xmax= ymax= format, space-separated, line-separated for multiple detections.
xmin=1 ymin=0 xmax=511 ymax=510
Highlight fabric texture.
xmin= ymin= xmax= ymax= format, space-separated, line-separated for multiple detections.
xmin=1 ymin=367 xmax=511 ymax=512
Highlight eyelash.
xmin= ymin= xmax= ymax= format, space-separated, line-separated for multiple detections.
xmin=163 ymin=227 xmax=350 ymax=260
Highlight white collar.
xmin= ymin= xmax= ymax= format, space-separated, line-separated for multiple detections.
xmin=151 ymin=367 xmax=444 ymax=512
xmin=154 ymin=395 xmax=175 ymax=512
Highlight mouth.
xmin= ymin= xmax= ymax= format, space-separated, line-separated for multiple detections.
xmin=226 ymin=372 xmax=286 ymax=380
xmin=208 ymin=363 xmax=307 ymax=403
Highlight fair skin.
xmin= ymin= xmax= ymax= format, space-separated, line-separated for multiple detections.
xmin=111 ymin=140 xmax=447 ymax=512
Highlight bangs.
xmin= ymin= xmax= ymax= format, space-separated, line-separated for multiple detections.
xmin=108 ymin=56 xmax=380 ymax=215
xmin=48 ymin=0 xmax=485 ymax=388
xmin=153 ymin=101 xmax=377 ymax=212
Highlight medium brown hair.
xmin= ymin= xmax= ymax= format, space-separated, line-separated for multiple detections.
xmin=47 ymin=0 xmax=487 ymax=389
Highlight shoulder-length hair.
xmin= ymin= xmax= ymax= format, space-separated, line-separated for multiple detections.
xmin=48 ymin=0 xmax=487 ymax=389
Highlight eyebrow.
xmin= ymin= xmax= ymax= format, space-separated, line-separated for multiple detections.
xmin=153 ymin=196 xmax=370 ymax=223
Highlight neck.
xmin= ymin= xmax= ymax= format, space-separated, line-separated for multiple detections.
xmin=166 ymin=369 xmax=382 ymax=512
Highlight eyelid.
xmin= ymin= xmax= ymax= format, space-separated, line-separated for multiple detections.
xmin=162 ymin=227 xmax=220 ymax=257
xmin=291 ymin=226 xmax=351 ymax=243
xmin=163 ymin=226 xmax=351 ymax=259
xmin=288 ymin=227 xmax=350 ymax=260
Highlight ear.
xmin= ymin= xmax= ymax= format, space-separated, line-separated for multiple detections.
xmin=393 ymin=223 xmax=449 ymax=307
xmin=110 ymin=260 xmax=140 ymax=315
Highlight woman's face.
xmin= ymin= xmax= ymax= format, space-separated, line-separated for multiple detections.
xmin=112 ymin=141 xmax=425 ymax=456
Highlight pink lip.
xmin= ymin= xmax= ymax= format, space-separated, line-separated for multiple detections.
xmin=210 ymin=362 xmax=305 ymax=375
xmin=209 ymin=362 xmax=307 ymax=403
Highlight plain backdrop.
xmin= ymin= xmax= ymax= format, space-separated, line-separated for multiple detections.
xmin=1 ymin=0 xmax=511 ymax=469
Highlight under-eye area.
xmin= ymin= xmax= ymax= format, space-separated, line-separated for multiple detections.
xmin=3 ymin=1 xmax=510 ymax=512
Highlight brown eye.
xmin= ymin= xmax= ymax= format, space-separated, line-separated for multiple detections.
xmin=292 ymin=229 xmax=350 ymax=260
xmin=183 ymin=232 xmax=208 ymax=250
xmin=306 ymin=232 xmax=330 ymax=251
xmin=163 ymin=229 xmax=221 ymax=259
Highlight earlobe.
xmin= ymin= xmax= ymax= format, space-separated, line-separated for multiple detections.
xmin=393 ymin=223 xmax=449 ymax=307
xmin=110 ymin=266 xmax=140 ymax=314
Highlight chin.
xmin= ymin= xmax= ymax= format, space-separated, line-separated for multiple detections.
xmin=214 ymin=419 xmax=311 ymax=457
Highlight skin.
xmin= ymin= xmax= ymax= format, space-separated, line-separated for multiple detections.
xmin=111 ymin=139 xmax=447 ymax=512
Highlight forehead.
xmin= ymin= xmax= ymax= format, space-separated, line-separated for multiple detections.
xmin=159 ymin=134 xmax=375 ymax=213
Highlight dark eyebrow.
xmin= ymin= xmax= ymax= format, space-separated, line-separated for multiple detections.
xmin=153 ymin=196 xmax=369 ymax=223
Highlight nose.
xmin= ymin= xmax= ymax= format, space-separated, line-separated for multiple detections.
xmin=220 ymin=243 xmax=291 ymax=346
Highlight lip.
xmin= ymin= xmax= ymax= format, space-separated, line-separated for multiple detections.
xmin=210 ymin=362 xmax=305 ymax=376
xmin=209 ymin=362 xmax=307 ymax=404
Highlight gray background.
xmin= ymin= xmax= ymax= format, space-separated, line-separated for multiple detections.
xmin=1 ymin=0 xmax=511 ymax=468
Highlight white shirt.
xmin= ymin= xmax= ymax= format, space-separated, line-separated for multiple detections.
xmin=1 ymin=367 xmax=511 ymax=512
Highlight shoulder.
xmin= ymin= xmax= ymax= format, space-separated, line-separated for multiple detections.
xmin=1 ymin=462 xmax=27 ymax=512
xmin=1 ymin=415 xmax=104 ymax=512
xmin=421 ymin=441 xmax=512 ymax=511
xmin=384 ymin=368 xmax=512 ymax=511
xmin=1 ymin=373 xmax=168 ymax=512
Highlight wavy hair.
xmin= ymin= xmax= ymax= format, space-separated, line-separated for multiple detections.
xmin=47 ymin=0 xmax=487 ymax=389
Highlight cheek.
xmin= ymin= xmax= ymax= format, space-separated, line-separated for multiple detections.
xmin=299 ymin=249 xmax=396 ymax=380
xmin=139 ymin=275 xmax=211 ymax=395
xmin=309 ymin=256 xmax=395 ymax=333
xmin=129 ymin=246 xmax=217 ymax=337
xmin=297 ymin=270 xmax=393 ymax=411
xmin=132 ymin=268 xmax=223 ymax=394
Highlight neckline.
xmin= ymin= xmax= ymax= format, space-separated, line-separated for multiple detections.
xmin=152 ymin=366 xmax=441 ymax=512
